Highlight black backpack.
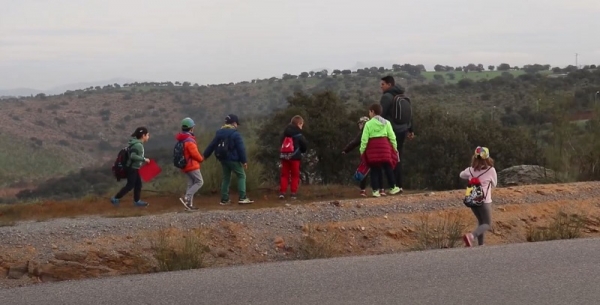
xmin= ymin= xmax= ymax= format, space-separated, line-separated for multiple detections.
xmin=173 ymin=138 xmax=194 ymax=169
xmin=214 ymin=132 xmax=235 ymax=160
xmin=112 ymin=144 xmax=134 ymax=181
xmin=391 ymin=95 xmax=412 ymax=126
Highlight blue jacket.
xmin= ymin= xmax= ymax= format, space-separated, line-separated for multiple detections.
xmin=203 ymin=125 xmax=247 ymax=163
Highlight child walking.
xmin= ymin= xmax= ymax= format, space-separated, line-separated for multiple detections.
xmin=111 ymin=127 xmax=151 ymax=207
xmin=279 ymin=115 xmax=308 ymax=200
xmin=461 ymin=146 xmax=498 ymax=247
xmin=359 ymin=104 xmax=401 ymax=197
xmin=175 ymin=117 xmax=205 ymax=210
xmin=342 ymin=116 xmax=370 ymax=197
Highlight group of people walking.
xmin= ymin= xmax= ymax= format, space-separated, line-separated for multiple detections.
xmin=109 ymin=76 xmax=497 ymax=248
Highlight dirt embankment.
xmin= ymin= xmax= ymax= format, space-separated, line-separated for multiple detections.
xmin=2 ymin=182 xmax=600 ymax=289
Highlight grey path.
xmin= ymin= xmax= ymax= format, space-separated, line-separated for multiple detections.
xmin=2 ymin=238 xmax=600 ymax=305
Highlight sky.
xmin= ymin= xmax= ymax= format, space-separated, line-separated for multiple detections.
xmin=1 ymin=0 xmax=600 ymax=90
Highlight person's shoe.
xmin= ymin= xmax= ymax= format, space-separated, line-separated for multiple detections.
xmin=179 ymin=197 xmax=190 ymax=210
xmin=110 ymin=197 xmax=120 ymax=206
xmin=463 ymin=233 xmax=474 ymax=247
xmin=379 ymin=189 xmax=387 ymax=196
xmin=360 ymin=190 xmax=367 ymax=197
xmin=278 ymin=194 xmax=285 ymax=200
xmin=372 ymin=190 xmax=381 ymax=198
xmin=134 ymin=200 xmax=149 ymax=207
xmin=219 ymin=200 xmax=231 ymax=206
xmin=238 ymin=198 xmax=254 ymax=204
xmin=388 ymin=186 xmax=401 ymax=195
xmin=290 ymin=193 xmax=297 ymax=200
xmin=186 ymin=204 xmax=199 ymax=211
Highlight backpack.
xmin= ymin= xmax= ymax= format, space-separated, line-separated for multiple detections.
xmin=112 ymin=144 xmax=134 ymax=181
xmin=280 ymin=134 xmax=302 ymax=160
xmin=463 ymin=168 xmax=492 ymax=207
xmin=390 ymin=95 xmax=412 ymax=126
xmin=214 ymin=132 xmax=235 ymax=160
xmin=173 ymin=138 xmax=194 ymax=169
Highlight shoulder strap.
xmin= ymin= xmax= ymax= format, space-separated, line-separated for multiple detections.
xmin=475 ymin=167 xmax=492 ymax=178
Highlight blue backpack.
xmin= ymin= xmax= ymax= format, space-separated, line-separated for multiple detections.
xmin=214 ymin=132 xmax=235 ymax=160
xmin=173 ymin=138 xmax=194 ymax=169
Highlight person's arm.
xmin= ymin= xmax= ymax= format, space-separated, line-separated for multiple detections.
xmin=234 ymin=132 xmax=248 ymax=164
xmin=187 ymin=142 xmax=204 ymax=163
xmin=459 ymin=168 xmax=472 ymax=180
xmin=298 ymin=134 xmax=308 ymax=154
xmin=202 ymin=135 xmax=218 ymax=159
xmin=386 ymin=121 xmax=397 ymax=151
xmin=359 ymin=124 xmax=369 ymax=154
xmin=342 ymin=132 xmax=361 ymax=153
xmin=129 ymin=143 xmax=145 ymax=162
xmin=490 ymin=167 xmax=498 ymax=187
xmin=379 ymin=93 xmax=393 ymax=120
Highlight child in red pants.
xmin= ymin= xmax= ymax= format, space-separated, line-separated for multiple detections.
xmin=279 ymin=115 xmax=308 ymax=200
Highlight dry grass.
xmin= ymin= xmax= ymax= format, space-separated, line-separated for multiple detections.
xmin=526 ymin=210 xmax=586 ymax=242
xmin=296 ymin=224 xmax=342 ymax=260
xmin=413 ymin=211 xmax=468 ymax=250
xmin=150 ymin=229 xmax=210 ymax=272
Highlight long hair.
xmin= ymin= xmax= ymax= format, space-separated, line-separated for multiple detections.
xmin=471 ymin=155 xmax=494 ymax=170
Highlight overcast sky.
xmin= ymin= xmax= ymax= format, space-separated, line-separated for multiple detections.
xmin=1 ymin=0 xmax=599 ymax=90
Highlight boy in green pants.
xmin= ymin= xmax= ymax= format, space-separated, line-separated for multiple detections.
xmin=203 ymin=114 xmax=254 ymax=205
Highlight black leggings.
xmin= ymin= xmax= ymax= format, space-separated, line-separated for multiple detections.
xmin=370 ymin=163 xmax=396 ymax=191
xmin=114 ymin=168 xmax=142 ymax=202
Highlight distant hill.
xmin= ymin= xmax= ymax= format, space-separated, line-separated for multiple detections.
xmin=0 ymin=64 xmax=587 ymax=186
xmin=0 ymin=78 xmax=142 ymax=97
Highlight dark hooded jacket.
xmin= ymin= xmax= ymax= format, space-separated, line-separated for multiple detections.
xmin=379 ymin=85 xmax=414 ymax=134
xmin=280 ymin=124 xmax=308 ymax=160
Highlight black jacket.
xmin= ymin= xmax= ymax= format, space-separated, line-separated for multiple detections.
xmin=342 ymin=130 xmax=362 ymax=154
xmin=280 ymin=124 xmax=308 ymax=160
xmin=379 ymin=85 xmax=415 ymax=134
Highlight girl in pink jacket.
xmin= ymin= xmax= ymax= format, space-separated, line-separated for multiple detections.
xmin=460 ymin=146 xmax=498 ymax=247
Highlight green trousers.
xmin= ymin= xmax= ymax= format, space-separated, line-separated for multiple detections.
xmin=221 ymin=161 xmax=247 ymax=201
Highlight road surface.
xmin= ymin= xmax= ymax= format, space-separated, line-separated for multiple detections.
xmin=2 ymin=238 xmax=600 ymax=305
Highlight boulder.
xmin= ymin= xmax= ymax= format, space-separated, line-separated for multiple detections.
xmin=498 ymin=165 xmax=557 ymax=186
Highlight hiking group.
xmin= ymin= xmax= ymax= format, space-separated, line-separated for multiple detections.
xmin=110 ymin=76 xmax=497 ymax=248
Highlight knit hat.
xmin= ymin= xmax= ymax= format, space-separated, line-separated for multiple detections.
xmin=474 ymin=146 xmax=490 ymax=159
xmin=358 ymin=116 xmax=369 ymax=124
xmin=181 ymin=117 xmax=195 ymax=128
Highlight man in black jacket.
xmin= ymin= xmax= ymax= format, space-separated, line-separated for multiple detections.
xmin=279 ymin=115 xmax=308 ymax=199
xmin=342 ymin=116 xmax=371 ymax=197
xmin=379 ymin=76 xmax=415 ymax=193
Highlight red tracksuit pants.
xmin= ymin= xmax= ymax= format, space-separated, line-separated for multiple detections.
xmin=280 ymin=160 xmax=301 ymax=194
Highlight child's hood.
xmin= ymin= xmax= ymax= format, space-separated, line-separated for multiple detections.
xmin=128 ymin=138 xmax=142 ymax=146
xmin=175 ymin=132 xmax=196 ymax=142
xmin=367 ymin=115 xmax=389 ymax=131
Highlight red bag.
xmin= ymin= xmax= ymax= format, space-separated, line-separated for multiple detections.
xmin=280 ymin=137 xmax=295 ymax=154
xmin=353 ymin=159 xmax=370 ymax=182
xmin=139 ymin=159 xmax=162 ymax=182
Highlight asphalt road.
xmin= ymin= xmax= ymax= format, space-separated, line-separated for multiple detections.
xmin=2 ymin=238 xmax=600 ymax=305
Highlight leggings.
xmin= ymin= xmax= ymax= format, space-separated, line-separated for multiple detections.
xmin=470 ymin=202 xmax=492 ymax=245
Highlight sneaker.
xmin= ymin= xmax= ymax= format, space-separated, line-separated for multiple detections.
xmin=360 ymin=190 xmax=367 ymax=197
xmin=388 ymin=186 xmax=401 ymax=195
xmin=187 ymin=204 xmax=199 ymax=211
xmin=290 ymin=194 xmax=297 ymax=200
xmin=134 ymin=200 xmax=149 ymax=207
xmin=179 ymin=197 xmax=190 ymax=209
xmin=238 ymin=198 xmax=254 ymax=204
xmin=380 ymin=189 xmax=387 ymax=196
xmin=463 ymin=233 xmax=474 ymax=247
xmin=220 ymin=200 xmax=231 ymax=206
xmin=278 ymin=194 xmax=285 ymax=200
xmin=372 ymin=190 xmax=381 ymax=198
xmin=110 ymin=197 xmax=120 ymax=206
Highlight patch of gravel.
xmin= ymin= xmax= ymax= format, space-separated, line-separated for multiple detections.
xmin=1 ymin=182 xmax=599 ymax=255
